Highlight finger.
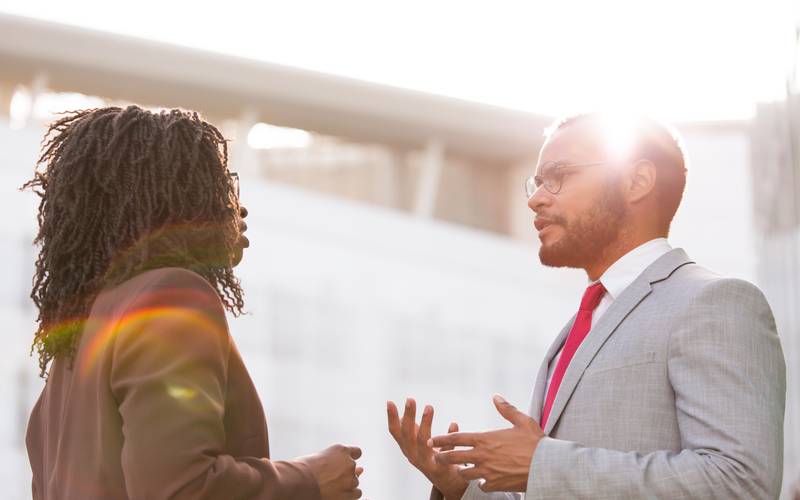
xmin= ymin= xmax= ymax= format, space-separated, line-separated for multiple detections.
xmin=428 ymin=431 xmax=479 ymax=448
xmin=434 ymin=448 xmax=480 ymax=466
xmin=348 ymin=446 xmax=362 ymax=460
xmin=417 ymin=405 xmax=434 ymax=448
xmin=400 ymin=398 xmax=417 ymax=443
xmin=492 ymin=394 xmax=527 ymax=427
xmin=348 ymin=488 xmax=363 ymax=499
xmin=440 ymin=422 xmax=459 ymax=452
xmin=355 ymin=467 xmax=364 ymax=477
xmin=479 ymin=479 xmax=500 ymax=492
xmin=458 ymin=465 xmax=487 ymax=481
xmin=387 ymin=401 xmax=401 ymax=440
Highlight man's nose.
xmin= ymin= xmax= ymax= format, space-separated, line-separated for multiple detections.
xmin=527 ymin=185 xmax=551 ymax=214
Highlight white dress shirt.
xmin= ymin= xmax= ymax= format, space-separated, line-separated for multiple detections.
xmin=543 ymin=237 xmax=673 ymax=401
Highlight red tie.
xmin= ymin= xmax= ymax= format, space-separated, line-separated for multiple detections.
xmin=540 ymin=282 xmax=606 ymax=430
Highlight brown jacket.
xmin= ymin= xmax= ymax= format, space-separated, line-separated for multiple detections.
xmin=26 ymin=267 xmax=321 ymax=500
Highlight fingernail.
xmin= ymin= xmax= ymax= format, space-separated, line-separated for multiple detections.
xmin=493 ymin=394 xmax=507 ymax=404
xmin=424 ymin=405 xmax=432 ymax=415
xmin=426 ymin=438 xmax=434 ymax=447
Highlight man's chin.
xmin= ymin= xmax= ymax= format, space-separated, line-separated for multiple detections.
xmin=539 ymin=244 xmax=580 ymax=269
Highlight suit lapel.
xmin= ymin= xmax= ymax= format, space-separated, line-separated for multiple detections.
xmin=541 ymin=248 xmax=695 ymax=435
xmin=529 ymin=316 xmax=576 ymax=422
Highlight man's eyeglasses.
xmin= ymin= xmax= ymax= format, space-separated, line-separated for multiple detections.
xmin=228 ymin=171 xmax=240 ymax=199
xmin=525 ymin=161 xmax=607 ymax=197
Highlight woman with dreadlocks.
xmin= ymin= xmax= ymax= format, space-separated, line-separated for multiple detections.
xmin=24 ymin=105 xmax=363 ymax=500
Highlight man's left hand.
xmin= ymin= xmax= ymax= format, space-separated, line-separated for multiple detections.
xmin=428 ymin=395 xmax=545 ymax=493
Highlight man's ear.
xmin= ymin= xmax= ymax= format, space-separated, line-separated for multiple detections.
xmin=626 ymin=159 xmax=657 ymax=204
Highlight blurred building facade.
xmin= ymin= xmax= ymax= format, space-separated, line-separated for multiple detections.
xmin=751 ymin=83 xmax=800 ymax=496
xmin=0 ymin=13 xmax=796 ymax=499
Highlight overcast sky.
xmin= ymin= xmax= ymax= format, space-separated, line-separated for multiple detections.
xmin=1 ymin=0 xmax=798 ymax=121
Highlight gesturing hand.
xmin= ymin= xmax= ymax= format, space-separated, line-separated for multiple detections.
xmin=429 ymin=395 xmax=544 ymax=493
xmin=297 ymin=444 xmax=364 ymax=500
xmin=387 ymin=398 xmax=468 ymax=500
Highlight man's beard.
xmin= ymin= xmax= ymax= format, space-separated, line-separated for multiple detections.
xmin=538 ymin=181 xmax=627 ymax=269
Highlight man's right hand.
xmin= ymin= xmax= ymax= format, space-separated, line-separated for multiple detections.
xmin=387 ymin=398 xmax=468 ymax=500
xmin=297 ymin=444 xmax=363 ymax=500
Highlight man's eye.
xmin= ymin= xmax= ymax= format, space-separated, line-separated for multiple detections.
xmin=543 ymin=171 xmax=564 ymax=183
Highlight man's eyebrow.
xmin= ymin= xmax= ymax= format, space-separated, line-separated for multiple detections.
xmin=536 ymin=161 xmax=568 ymax=174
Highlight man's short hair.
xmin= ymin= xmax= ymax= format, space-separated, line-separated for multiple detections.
xmin=545 ymin=112 xmax=688 ymax=233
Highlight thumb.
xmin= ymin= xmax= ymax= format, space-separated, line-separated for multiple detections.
xmin=492 ymin=394 xmax=527 ymax=426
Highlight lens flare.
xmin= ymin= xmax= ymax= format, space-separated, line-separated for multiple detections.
xmin=166 ymin=384 xmax=198 ymax=401
xmin=78 ymin=288 xmax=226 ymax=379
xmin=593 ymin=112 xmax=638 ymax=160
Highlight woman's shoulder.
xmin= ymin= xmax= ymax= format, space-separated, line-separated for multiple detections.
xmin=121 ymin=266 xmax=216 ymax=292
xmin=97 ymin=267 xmax=222 ymax=309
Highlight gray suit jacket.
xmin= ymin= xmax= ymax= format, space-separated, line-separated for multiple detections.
xmin=436 ymin=249 xmax=786 ymax=500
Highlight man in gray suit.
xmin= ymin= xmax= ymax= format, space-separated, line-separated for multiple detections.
xmin=387 ymin=113 xmax=786 ymax=499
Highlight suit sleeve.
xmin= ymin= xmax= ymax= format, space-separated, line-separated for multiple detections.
xmin=109 ymin=269 xmax=320 ymax=500
xmin=430 ymin=482 xmax=520 ymax=500
xmin=525 ymin=278 xmax=786 ymax=500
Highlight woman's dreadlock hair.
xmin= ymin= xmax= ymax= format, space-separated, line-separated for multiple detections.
xmin=22 ymin=105 xmax=245 ymax=378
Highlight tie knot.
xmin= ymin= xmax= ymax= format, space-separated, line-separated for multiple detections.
xmin=579 ymin=282 xmax=606 ymax=311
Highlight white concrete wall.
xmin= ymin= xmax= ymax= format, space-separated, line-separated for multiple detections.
xmin=3 ymin=114 xmax=793 ymax=498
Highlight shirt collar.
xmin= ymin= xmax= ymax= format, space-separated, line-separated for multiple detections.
xmin=591 ymin=238 xmax=673 ymax=300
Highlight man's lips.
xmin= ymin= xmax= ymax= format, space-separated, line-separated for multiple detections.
xmin=534 ymin=218 xmax=558 ymax=232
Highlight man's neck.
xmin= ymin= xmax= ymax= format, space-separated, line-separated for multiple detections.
xmin=584 ymin=233 xmax=666 ymax=282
